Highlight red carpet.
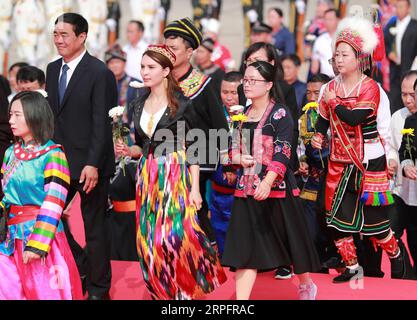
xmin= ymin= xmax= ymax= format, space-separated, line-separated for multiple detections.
xmin=67 ymin=195 xmax=417 ymax=300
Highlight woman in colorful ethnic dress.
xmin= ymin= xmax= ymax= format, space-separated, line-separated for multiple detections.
xmin=115 ymin=45 xmax=226 ymax=300
xmin=312 ymin=17 xmax=405 ymax=283
xmin=0 ymin=91 xmax=83 ymax=299
xmin=221 ymin=61 xmax=320 ymax=300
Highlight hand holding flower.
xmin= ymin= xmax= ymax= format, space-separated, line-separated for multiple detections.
xmin=312 ymin=133 xmax=324 ymax=150
xmin=404 ymin=165 xmax=417 ymax=180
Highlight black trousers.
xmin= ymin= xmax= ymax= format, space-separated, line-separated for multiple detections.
xmin=390 ymin=195 xmax=417 ymax=277
xmin=63 ymin=178 xmax=112 ymax=296
xmin=198 ymin=171 xmax=216 ymax=244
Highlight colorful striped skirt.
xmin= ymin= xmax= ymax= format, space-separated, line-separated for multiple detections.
xmin=135 ymin=151 xmax=226 ymax=300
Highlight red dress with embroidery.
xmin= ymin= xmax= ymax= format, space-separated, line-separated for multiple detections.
xmin=318 ymin=76 xmax=393 ymax=235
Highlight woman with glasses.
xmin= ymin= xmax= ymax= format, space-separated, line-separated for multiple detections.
xmin=240 ymin=43 xmax=304 ymax=281
xmin=312 ymin=17 xmax=406 ymax=283
xmin=221 ymin=61 xmax=320 ymax=300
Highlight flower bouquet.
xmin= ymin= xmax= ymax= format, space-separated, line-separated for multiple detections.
xmin=302 ymin=101 xmax=325 ymax=168
xmin=109 ymin=106 xmax=130 ymax=175
xmin=402 ymin=128 xmax=416 ymax=162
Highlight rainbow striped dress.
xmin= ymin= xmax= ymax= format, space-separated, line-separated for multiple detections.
xmin=0 ymin=140 xmax=82 ymax=299
xmin=136 ymin=151 xmax=227 ymax=300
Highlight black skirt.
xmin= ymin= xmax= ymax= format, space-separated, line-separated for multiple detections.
xmin=221 ymin=191 xmax=321 ymax=275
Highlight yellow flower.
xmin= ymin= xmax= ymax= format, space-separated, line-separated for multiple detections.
xmin=302 ymin=101 xmax=319 ymax=112
xmin=231 ymin=113 xmax=248 ymax=122
xmin=401 ymin=128 xmax=415 ymax=136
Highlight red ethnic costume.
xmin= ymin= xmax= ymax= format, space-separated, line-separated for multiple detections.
xmin=314 ymin=17 xmax=405 ymax=282
xmin=221 ymin=101 xmax=321 ymax=274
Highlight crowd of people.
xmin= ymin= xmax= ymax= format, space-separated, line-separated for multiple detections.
xmin=0 ymin=0 xmax=417 ymax=301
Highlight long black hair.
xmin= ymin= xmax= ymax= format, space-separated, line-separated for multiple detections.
xmin=247 ymin=60 xmax=282 ymax=103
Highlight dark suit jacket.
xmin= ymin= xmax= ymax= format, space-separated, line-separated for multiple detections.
xmin=384 ymin=18 xmax=417 ymax=75
xmin=46 ymin=52 xmax=117 ymax=179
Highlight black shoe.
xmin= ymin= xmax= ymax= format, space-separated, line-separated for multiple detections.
xmin=322 ymin=257 xmax=345 ymax=269
xmin=87 ymin=293 xmax=111 ymax=300
xmin=333 ymin=267 xmax=363 ymax=283
xmin=274 ymin=266 xmax=292 ymax=280
xmin=391 ymin=251 xmax=406 ymax=279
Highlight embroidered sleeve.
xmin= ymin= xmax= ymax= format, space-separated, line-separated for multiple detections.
xmin=266 ymin=107 xmax=293 ymax=182
xmin=25 ymin=150 xmax=70 ymax=256
xmin=183 ymin=99 xmax=201 ymax=166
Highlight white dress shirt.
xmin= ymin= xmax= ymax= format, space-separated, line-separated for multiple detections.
xmin=123 ymin=40 xmax=148 ymax=81
xmin=388 ymin=107 xmax=415 ymax=200
xmin=312 ymin=32 xmax=335 ymax=78
xmin=59 ymin=49 xmax=87 ymax=86
xmin=395 ymin=15 xmax=411 ymax=64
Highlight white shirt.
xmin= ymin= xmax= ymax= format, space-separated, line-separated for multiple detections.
xmin=376 ymin=84 xmax=393 ymax=158
xmin=312 ymin=32 xmax=335 ymax=78
xmin=140 ymin=107 xmax=166 ymax=137
xmin=123 ymin=40 xmax=148 ymax=81
xmin=395 ymin=15 xmax=411 ymax=64
xmin=388 ymin=107 xmax=413 ymax=197
xmin=59 ymin=49 xmax=87 ymax=86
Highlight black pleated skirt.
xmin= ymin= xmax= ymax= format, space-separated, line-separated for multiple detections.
xmin=221 ymin=192 xmax=321 ymax=275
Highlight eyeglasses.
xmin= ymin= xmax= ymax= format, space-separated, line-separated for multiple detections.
xmin=242 ymin=78 xmax=268 ymax=86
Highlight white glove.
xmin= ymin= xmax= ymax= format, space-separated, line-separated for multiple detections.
xmin=295 ymin=0 xmax=306 ymax=14
xmin=158 ymin=7 xmax=165 ymax=20
xmin=0 ymin=37 xmax=11 ymax=49
xmin=200 ymin=18 xmax=209 ymax=30
xmin=106 ymin=18 xmax=117 ymax=32
xmin=246 ymin=9 xmax=258 ymax=23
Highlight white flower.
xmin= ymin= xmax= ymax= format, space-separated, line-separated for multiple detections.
xmin=108 ymin=106 xmax=125 ymax=118
xmin=35 ymin=89 xmax=48 ymax=98
xmin=389 ymin=27 xmax=397 ymax=36
xmin=305 ymin=34 xmax=317 ymax=42
xmin=229 ymin=105 xmax=244 ymax=113
xmin=129 ymin=81 xmax=144 ymax=88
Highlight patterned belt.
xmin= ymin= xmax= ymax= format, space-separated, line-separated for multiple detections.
xmin=113 ymin=200 xmax=136 ymax=212
xmin=7 ymin=205 xmax=40 ymax=225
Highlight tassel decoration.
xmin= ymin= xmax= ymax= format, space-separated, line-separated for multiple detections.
xmin=360 ymin=190 xmax=395 ymax=206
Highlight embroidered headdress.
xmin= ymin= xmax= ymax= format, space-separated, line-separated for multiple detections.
xmin=333 ymin=16 xmax=379 ymax=73
xmin=144 ymin=44 xmax=176 ymax=66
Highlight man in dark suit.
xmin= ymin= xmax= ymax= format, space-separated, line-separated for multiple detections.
xmin=384 ymin=0 xmax=417 ymax=113
xmin=45 ymin=13 xmax=117 ymax=300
